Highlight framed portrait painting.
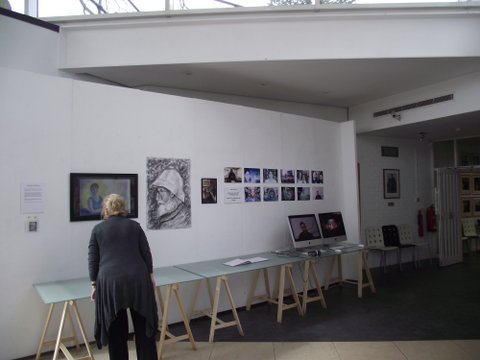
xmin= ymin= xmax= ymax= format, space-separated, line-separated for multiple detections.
xmin=70 ymin=173 xmax=138 ymax=221
xmin=383 ymin=169 xmax=400 ymax=199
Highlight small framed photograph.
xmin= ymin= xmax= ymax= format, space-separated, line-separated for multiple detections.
xmin=280 ymin=169 xmax=295 ymax=184
xmin=383 ymin=169 xmax=400 ymax=199
xmin=263 ymin=168 xmax=278 ymax=184
xmin=244 ymin=186 xmax=261 ymax=202
xmin=472 ymin=176 xmax=480 ymax=195
xmin=70 ymin=173 xmax=138 ymax=222
xmin=224 ymin=167 xmax=242 ymax=183
xmin=281 ymin=186 xmax=295 ymax=201
xmin=312 ymin=186 xmax=324 ymax=200
xmin=201 ymin=178 xmax=217 ymax=204
xmin=244 ymin=168 xmax=261 ymax=184
xmin=461 ymin=175 xmax=472 ymax=195
xmin=473 ymin=198 xmax=480 ymax=216
xmin=296 ymin=170 xmax=310 ymax=184
xmin=462 ymin=198 xmax=472 ymax=217
xmin=263 ymin=187 xmax=279 ymax=202
xmin=297 ymin=187 xmax=310 ymax=200
xmin=311 ymin=170 xmax=323 ymax=184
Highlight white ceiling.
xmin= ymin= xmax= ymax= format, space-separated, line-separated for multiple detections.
xmin=80 ymin=56 xmax=480 ymax=141
xmin=362 ymin=110 xmax=480 ymax=142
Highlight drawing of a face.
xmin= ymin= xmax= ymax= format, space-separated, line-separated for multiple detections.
xmin=156 ymin=187 xmax=171 ymax=204
xmin=156 ymin=187 xmax=176 ymax=216
xmin=151 ymin=168 xmax=186 ymax=217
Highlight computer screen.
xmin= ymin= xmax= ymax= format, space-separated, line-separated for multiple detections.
xmin=318 ymin=211 xmax=347 ymax=243
xmin=287 ymin=214 xmax=323 ymax=249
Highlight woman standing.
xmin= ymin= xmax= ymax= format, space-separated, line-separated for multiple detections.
xmin=88 ymin=194 xmax=158 ymax=360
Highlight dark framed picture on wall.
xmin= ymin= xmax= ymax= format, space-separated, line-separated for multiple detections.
xmin=473 ymin=175 xmax=480 ymax=195
xmin=462 ymin=198 xmax=472 ymax=217
xmin=473 ymin=198 xmax=480 ymax=216
xmin=383 ymin=169 xmax=400 ymax=199
xmin=70 ymin=173 xmax=138 ymax=221
xmin=201 ymin=178 xmax=217 ymax=204
xmin=460 ymin=175 xmax=472 ymax=195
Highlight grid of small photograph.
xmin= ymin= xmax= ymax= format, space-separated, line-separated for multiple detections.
xmin=222 ymin=167 xmax=324 ymax=203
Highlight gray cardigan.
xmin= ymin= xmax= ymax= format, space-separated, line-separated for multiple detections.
xmin=88 ymin=216 xmax=157 ymax=348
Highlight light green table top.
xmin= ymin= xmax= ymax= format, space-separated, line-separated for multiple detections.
xmin=314 ymin=243 xmax=366 ymax=257
xmin=34 ymin=266 xmax=204 ymax=305
xmin=33 ymin=277 xmax=91 ymax=304
xmin=33 ymin=245 xmax=365 ymax=304
xmin=175 ymin=251 xmax=305 ymax=278
xmin=153 ymin=265 xmax=203 ymax=287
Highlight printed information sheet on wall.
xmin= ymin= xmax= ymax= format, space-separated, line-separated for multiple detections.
xmin=224 ymin=187 xmax=243 ymax=204
xmin=21 ymin=182 xmax=45 ymax=214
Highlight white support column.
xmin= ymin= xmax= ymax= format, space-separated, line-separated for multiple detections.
xmin=25 ymin=0 xmax=37 ymax=17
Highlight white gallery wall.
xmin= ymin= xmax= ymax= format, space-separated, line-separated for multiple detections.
xmin=0 ymin=13 xmax=359 ymax=359
xmin=0 ymin=12 xmax=60 ymax=77
xmin=0 ymin=66 xmax=358 ymax=360
xmin=352 ymin=70 xmax=480 ymax=267
xmin=1 ymin=7 xmax=478 ymax=360
xmin=356 ymin=135 xmax=435 ymax=267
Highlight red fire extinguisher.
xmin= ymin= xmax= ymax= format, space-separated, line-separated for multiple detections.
xmin=426 ymin=205 xmax=437 ymax=232
xmin=418 ymin=209 xmax=424 ymax=237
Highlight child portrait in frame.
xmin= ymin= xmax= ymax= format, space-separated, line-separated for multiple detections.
xmin=383 ymin=169 xmax=400 ymax=199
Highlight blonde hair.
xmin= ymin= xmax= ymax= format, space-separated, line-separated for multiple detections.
xmin=102 ymin=194 xmax=128 ymax=219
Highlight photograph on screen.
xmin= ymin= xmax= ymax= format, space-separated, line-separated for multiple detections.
xmin=287 ymin=214 xmax=323 ymax=248
xmin=318 ymin=211 xmax=347 ymax=241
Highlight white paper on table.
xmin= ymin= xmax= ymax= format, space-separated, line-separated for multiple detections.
xmin=223 ymin=256 xmax=268 ymax=267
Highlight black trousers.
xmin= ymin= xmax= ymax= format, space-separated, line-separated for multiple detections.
xmin=108 ymin=308 xmax=157 ymax=360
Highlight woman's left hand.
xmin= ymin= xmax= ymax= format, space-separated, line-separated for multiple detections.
xmin=90 ymin=286 xmax=96 ymax=301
